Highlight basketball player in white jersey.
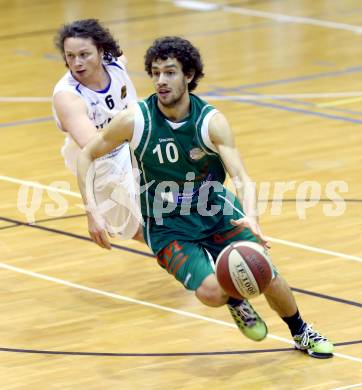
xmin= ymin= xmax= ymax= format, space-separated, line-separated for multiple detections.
xmin=52 ymin=19 xmax=141 ymax=248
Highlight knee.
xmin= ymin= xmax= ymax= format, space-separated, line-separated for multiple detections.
xmin=266 ymin=275 xmax=279 ymax=291
xmin=195 ymin=274 xmax=228 ymax=307
xmin=265 ymin=274 xmax=288 ymax=294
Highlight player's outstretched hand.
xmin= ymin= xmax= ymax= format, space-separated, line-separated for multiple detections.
xmin=230 ymin=217 xmax=270 ymax=249
xmin=87 ymin=211 xmax=112 ymax=250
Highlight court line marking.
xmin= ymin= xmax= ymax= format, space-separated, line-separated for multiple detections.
xmin=0 ymin=116 xmax=53 ymax=128
xmin=2 ymin=92 xmax=362 ymax=104
xmin=263 ymin=237 xmax=362 ymax=264
xmin=0 ymin=346 xmax=297 ymax=357
xmin=0 ymin=175 xmax=81 ymax=198
xmin=1 ymin=175 xmax=361 ymax=263
xmin=318 ymin=97 xmax=362 ymax=108
xmin=0 ymin=9 xmax=196 ymax=42
xmin=173 ymin=1 xmax=362 ymax=34
xmin=331 ymin=383 xmax=362 ymax=390
xmin=203 ymin=92 xmax=362 ymax=100
xmin=205 ymin=87 xmax=362 ymax=116
xmin=3 ymin=341 xmax=357 ymax=357
xmin=207 ymin=89 xmax=362 ymax=117
xmin=2 ymin=214 xmax=362 ymax=308
xmin=202 ymin=94 xmax=362 ymax=124
xmin=0 ymin=97 xmax=52 ymax=103
xmin=4 ymin=91 xmax=362 ymax=126
xmin=221 ymin=66 xmax=362 ymax=90
xmin=0 ymin=261 xmax=360 ymax=363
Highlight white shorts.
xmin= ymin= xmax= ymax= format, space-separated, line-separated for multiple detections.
xmin=88 ymin=143 xmax=142 ymax=240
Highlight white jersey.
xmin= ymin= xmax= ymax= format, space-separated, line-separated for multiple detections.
xmin=52 ymin=58 xmax=141 ymax=239
xmin=52 ymin=58 xmax=137 ymax=175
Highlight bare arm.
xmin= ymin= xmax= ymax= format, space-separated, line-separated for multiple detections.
xmin=209 ymin=112 xmax=268 ymax=247
xmin=77 ymin=107 xmax=135 ymax=248
xmin=54 ymin=91 xmax=126 ymax=248
xmin=53 ymin=91 xmax=97 ymax=147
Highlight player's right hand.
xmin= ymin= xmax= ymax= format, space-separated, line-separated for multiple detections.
xmin=230 ymin=216 xmax=270 ymax=249
xmin=87 ymin=211 xmax=112 ymax=250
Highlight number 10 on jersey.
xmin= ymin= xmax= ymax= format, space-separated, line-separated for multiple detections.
xmin=152 ymin=142 xmax=179 ymax=164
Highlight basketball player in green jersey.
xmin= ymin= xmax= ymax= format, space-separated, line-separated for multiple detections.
xmin=77 ymin=37 xmax=334 ymax=358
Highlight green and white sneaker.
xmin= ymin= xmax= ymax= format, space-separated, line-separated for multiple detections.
xmin=227 ymin=300 xmax=268 ymax=342
xmin=294 ymin=324 xmax=334 ymax=359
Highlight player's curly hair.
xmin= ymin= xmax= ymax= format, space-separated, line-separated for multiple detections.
xmin=55 ymin=19 xmax=122 ymax=65
xmin=144 ymin=36 xmax=204 ymax=92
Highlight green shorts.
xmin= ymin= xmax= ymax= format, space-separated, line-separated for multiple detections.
xmin=145 ymin=191 xmax=277 ymax=291
xmin=155 ymin=225 xmax=260 ymax=290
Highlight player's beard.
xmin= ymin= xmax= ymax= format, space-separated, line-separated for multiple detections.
xmin=158 ymin=79 xmax=188 ymax=109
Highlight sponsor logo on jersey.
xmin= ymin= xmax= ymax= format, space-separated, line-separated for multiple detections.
xmin=121 ymin=85 xmax=127 ymax=99
xmin=95 ymin=117 xmax=112 ymax=129
xmin=189 ymin=147 xmax=205 ymax=160
xmin=159 ymin=137 xmax=174 ymax=143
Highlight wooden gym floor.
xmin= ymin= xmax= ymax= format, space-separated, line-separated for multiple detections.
xmin=0 ymin=1 xmax=361 ymax=389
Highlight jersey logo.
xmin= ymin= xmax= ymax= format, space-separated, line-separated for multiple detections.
xmin=121 ymin=85 xmax=127 ymax=99
xmin=189 ymin=147 xmax=205 ymax=160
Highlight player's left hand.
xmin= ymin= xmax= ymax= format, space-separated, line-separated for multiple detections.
xmin=230 ymin=217 xmax=270 ymax=249
xmin=86 ymin=209 xmax=112 ymax=250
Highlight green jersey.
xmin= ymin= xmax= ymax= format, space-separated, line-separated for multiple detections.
xmin=130 ymin=94 xmax=260 ymax=288
xmin=131 ymin=93 xmax=229 ymax=221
